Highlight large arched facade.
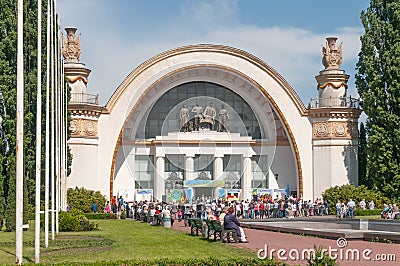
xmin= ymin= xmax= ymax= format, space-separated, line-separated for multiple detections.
xmin=95 ymin=44 xmax=313 ymax=201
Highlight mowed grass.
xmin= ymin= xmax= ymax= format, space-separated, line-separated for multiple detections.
xmin=0 ymin=219 xmax=256 ymax=265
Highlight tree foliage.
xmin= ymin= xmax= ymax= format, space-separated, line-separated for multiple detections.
xmin=355 ymin=0 xmax=400 ymax=201
xmin=358 ymin=122 xmax=369 ymax=188
xmin=0 ymin=0 xmax=72 ymax=230
xmin=322 ymin=184 xmax=392 ymax=214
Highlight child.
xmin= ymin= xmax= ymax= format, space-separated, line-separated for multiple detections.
xmin=177 ymin=209 xmax=183 ymax=222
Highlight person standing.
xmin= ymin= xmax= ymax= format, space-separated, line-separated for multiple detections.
xmin=347 ymin=199 xmax=356 ymax=218
xmin=336 ymin=200 xmax=342 ymax=218
xmin=91 ymin=202 xmax=98 ymax=213
xmin=369 ymin=200 xmax=375 ymax=210
xmin=359 ymin=199 xmax=366 ymax=210
xmin=104 ymin=201 xmax=111 ymax=213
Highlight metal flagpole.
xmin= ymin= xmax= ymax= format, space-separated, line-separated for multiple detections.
xmin=15 ymin=0 xmax=24 ymax=263
xmin=55 ymin=23 xmax=60 ymax=234
xmin=50 ymin=0 xmax=55 ymax=241
xmin=44 ymin=0 xmax=51 ymax=248
xmin=35 ymin=0 xmax=42 ymax=262
xmin=61 ymin=58 xmax=66 ymax=211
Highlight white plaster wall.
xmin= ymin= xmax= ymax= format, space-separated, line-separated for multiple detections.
xmin=270 ymin=146 xmax=298 ymax=195
xmin=113 ymin=147 xmax=136 ymax=195
xmin=313 ymin=140 xmax=358 ymax=198
xmin=67 ymin=139 xmax=99 ymax=192
xmin=97 ymin=47 xmax=313 ymax=200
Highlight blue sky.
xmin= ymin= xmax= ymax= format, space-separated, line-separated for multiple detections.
xmin=58 ymin=0 xmax=370 ymax=106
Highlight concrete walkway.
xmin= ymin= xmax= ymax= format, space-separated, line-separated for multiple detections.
xmin=171 ymin=219 xmax=399 ymax=266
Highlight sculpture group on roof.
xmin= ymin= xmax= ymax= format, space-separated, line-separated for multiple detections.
xmin=179 ymin=101 xmax=229 ymax=132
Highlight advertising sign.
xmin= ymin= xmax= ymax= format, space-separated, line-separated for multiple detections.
xmin=226 ymin=189 xmax=241 ymax=201
xmin=135 ymin=189 xmax=153 ymax=202
xmin=166 ymin=189 xmax=184 ymax=203
xmin=119 ymin=189 xmax=135 ymax=202
xmin=183 ymin=179 xmax=225 ymax=187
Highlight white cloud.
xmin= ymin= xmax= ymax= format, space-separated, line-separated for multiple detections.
xmin=57 ymin=1 xmax=363 ymax=105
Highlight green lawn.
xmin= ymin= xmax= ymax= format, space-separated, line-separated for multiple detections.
xmin=0 ymin=219 xmax=263 ymax=265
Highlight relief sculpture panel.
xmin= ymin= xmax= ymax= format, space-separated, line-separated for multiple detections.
xmin=70 ymin=119 xmax=98 ymax=138
xmin=313 ymin=121 xmax=357 ymax=139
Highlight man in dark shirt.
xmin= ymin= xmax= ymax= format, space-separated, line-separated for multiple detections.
xmin=224 ymin=206 xmax=248 ymax=243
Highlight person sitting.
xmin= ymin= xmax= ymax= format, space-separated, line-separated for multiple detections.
xmin=206 ymin=208 xmax=217 ymax=221
xmin=224 ymin=206 xmax=248 ymax=243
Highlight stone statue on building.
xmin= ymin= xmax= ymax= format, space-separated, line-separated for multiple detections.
xmin=203 ymin=102 xmax=216 ymax=130
xmin=218 ymin=104 xmax=229 ymax=132
xmin=322 ymin=37 xmax=342 ymax=69
xmin=179 ymin=104 xmax=189 ymax=132
xmin=62 ymin=28 xmax=81 ymax=62
xmin=191 ymin=101 xmax=203 ymax=131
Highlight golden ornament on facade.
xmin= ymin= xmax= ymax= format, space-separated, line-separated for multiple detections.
xmin=335 ymin=123 xmax=346 ymax=136
xmin=85 ymin=121 xmax=96 ymax=136
xmin=314 ymin=122 xmax=328 ymax=137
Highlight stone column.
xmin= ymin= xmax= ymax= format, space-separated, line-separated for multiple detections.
xmin=154 ymin=156 xmax=165 ymax=201
xmin=241 ymin=156 xmax=252 ymax=201
xmin=213 ymin=156 xmax=224 ymax=199
xmin=185 ymin=156 xmax=194 ymax=180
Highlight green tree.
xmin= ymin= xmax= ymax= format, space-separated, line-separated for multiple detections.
xmin=358 ymin=122 xmax=369 ymax=188
xmin=0 ymin=0 xmax=72 ymax=230
xmin=355 ymin=0 xmax=400 ymax=201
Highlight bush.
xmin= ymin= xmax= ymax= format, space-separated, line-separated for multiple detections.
xmin=322 ymin=184 xmax=392 ymax=215
xmin=59 ymin=209 xmax=100 ymax=232
xmin=84 ymin=213 xmax=112 ymax=220
xmin=32 ymin=257 xmax=280 ymax=265
xmin=67 ymin=187 xmax=107 ymax=213
xmin=306 ymin=245 xmax=338 ymax=266
xmin=354 ymin=209 xmax=382 ymax=216
xmin=59 ymin=211 xmax=82 ymax=232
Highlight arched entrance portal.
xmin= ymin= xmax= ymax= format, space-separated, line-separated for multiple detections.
xmin=97 ymin=45 xmax=313 ymax=202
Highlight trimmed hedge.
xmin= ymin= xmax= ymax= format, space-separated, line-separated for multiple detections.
xmin=84 ymin=213 xmax=116 ymax=220
xmin=26 ymin=257 xmax=281 ymax=266
xmin=59 ymin=209 xmax=100 ymax=232
xmin=354 ymin=209 xmax=382 ymax=216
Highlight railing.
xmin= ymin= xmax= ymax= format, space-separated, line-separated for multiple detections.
xmin=69 ymin=92 xmax=99 ymax=105
xmin=308 ymin=96 xmax=360 ymax=109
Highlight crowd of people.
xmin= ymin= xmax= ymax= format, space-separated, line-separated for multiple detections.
xmin=98 ymin=195 xmax=398 ymax=224
xmin=100 ymin=194 xmax=331 ymax=223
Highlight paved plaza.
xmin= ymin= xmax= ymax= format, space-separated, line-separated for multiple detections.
xmin=172 ymin=219 xmax=399 ymax=266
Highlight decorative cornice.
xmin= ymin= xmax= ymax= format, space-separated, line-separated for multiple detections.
xmin=308 ymin=107 xmax=362 ymax=119
xmin=68 ymin=103 xmax=104 ymax=117
xmin=66 ymin=76 xmax=88 ymax=84
xmin=318 ymin=82 xmax=348 ymax=89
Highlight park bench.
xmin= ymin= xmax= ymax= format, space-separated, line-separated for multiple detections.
xmin=188 ymin=218 xmax=203 ymax=236
xmin=210 ymin=220 xmax=238 ymax=243
xmin=204 ymin=219 xmax=216 ymax=239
